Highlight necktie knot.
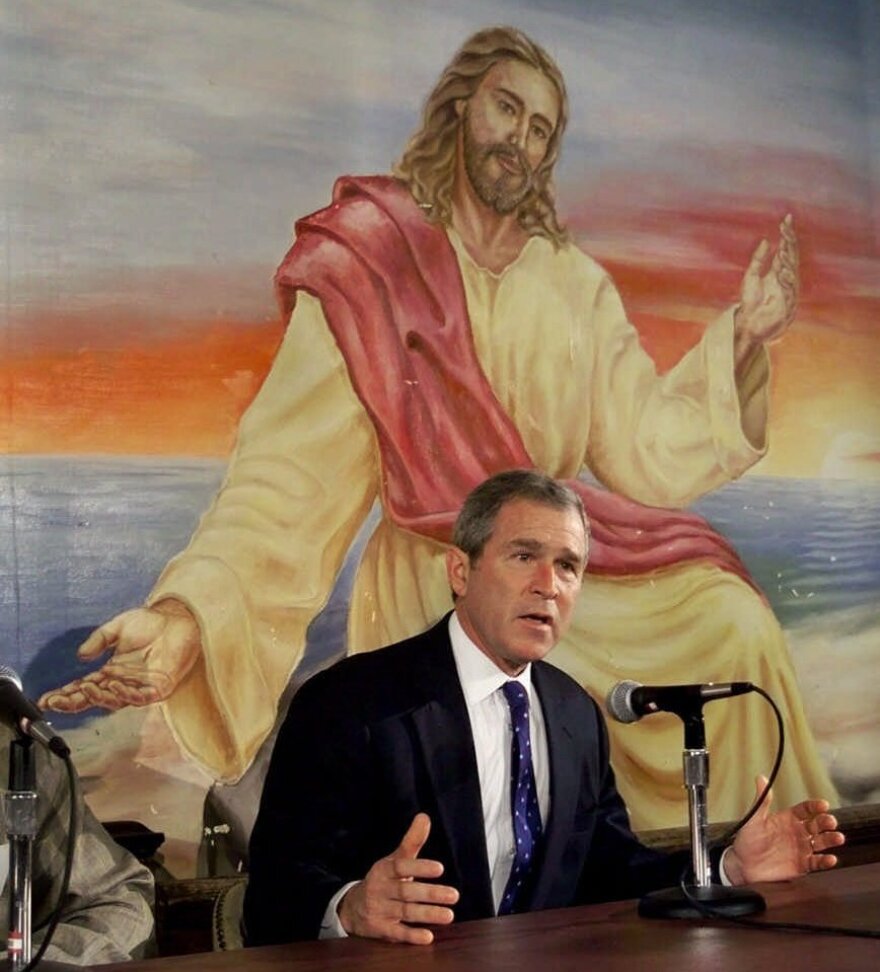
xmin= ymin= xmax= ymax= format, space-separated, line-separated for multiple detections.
xmin=502 ymin=679 xmax=529 ymax=718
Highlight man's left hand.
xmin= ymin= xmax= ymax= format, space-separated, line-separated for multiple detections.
xmin=724 ymin=775 xmax=844 ymax=886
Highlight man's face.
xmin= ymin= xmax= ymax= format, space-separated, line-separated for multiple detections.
xmin=458 ymin=59 xmax=560 ymax=215
xmin=447 ymin=498 xmax=587 ymax=676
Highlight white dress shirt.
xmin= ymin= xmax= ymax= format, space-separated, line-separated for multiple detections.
xmin=448 ymin=612 xmax=551 ymax=912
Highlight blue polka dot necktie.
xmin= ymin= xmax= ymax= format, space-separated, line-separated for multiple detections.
xmin=498 ymin=680 xmax=543 ymax=915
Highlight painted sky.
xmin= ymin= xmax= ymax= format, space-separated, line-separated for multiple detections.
xmin=2 ymin=0 xmax=879 ymax=475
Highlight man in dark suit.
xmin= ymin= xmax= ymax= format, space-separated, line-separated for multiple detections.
xmin=244 ymin=470 xmax=843 ymax=946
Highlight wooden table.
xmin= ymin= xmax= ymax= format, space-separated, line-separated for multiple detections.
xmin=100 ymin=862 xmax=880 ymax=971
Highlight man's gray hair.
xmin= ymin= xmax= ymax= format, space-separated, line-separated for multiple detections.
xmin=452 ymin=469 xmax=588 ymax=561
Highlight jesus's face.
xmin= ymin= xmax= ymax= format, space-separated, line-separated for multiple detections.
xmin=458 ymin=59 xmax=560 ymax=215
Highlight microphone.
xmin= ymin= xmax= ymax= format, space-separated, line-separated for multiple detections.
xmin=0 ymin=665 xmax=71 ymax=757
xmin=606 ymin=679 xmax=755 ymax=724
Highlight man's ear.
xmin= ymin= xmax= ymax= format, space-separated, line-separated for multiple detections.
xmin=454 ymin=97 xmax=466 ymax=118
xmin=446 ymin=546 xmax=470 ymax=598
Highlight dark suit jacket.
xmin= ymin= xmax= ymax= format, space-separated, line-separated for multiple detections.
xmin=244 ymin=616 xmax=688 ymax=944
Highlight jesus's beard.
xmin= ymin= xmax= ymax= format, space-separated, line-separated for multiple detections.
xmin=462 ymin=115 xmax=535 ymax=216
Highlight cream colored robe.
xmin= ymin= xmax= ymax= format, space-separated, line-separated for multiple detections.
xmin=151 ymin=231 xmax=836 ymax=828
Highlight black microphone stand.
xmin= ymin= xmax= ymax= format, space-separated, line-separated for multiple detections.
xmin=638 ymin=703 xmax=766 ymax=919
xmin=5 ymin=734 xmax=37 ymax=968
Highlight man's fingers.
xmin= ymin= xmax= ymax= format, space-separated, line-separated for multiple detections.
xmin=391 ymin=855 xmax=445 ymax=881
xmin=395 ymin=878 xmax=459 ymax=906
xmin=398 ymin=812 xmax=432 ymax=860
xmin=814 ymin=811 xmax=840 ymax=833
xmin=811 ymin=852 xmax=838 ymax=872
xmin=754 ymin=774 xmax=773 ymax=812
xmin=376 ymin=888 xmax=456 ymax=934
xmin=394 ymin=899 xmax=456 ymax=928
xmin=791 ymin=799 xmax=832 ymax=828
xmin=387 ymin=924 xmax=435 ymax=946
xmin=812 ymin=831 xmax=845 ymax=855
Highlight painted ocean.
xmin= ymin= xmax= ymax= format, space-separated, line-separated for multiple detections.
xmin=1 ymin=455 xmax=878 ymax=800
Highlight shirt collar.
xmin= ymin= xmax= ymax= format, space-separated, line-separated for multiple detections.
xmin=448 ymin=611 xmax=533 ymax=706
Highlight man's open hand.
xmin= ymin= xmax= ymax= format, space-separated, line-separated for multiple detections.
xmin=725 ymin=775 xmax=844 ymax=885
xmin=338 ymin=813 xmax=459 ymax=944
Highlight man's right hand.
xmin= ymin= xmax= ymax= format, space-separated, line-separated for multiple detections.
xmin=38 ymin=599 xmax=202 ymax=713
xmin=338 ymin=813 xmax=459 ymax=945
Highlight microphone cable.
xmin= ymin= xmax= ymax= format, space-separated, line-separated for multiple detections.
xmin=676 ymin=686 xmax=880 ymax=939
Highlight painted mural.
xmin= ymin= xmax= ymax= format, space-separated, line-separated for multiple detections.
xmin=2 ymin=1 xmax=878 ymax=878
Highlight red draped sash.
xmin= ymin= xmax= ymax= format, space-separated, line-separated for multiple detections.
xmin=275 ymin=175 xmax=755 ymax=588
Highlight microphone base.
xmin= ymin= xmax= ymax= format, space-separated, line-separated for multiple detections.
xmin=638 ymin=884 xmax=766 ymax=920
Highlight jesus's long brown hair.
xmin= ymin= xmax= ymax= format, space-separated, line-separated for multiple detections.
xmin=393 ymin=26 xmax=569 ymax=246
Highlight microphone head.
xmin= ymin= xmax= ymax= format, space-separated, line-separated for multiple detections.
xmin=606 ymin=680 xmax=642 ymax=724
xmin=0 ymin=665 xmax=71 ymax=758
xmin=0 ymin=664 xmax=23 ymax=690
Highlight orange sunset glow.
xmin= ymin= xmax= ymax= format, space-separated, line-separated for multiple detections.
xmin=2 ymin=316 xmax=284 ymax=457
xmin=4 ymin=299 xmax=877 ymax=479
xmin=4 ymin=201 xmax=878 ymax=478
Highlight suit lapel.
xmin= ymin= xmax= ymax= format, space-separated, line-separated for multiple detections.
xmin=408 ymin=623 xmax=495 ymax=920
